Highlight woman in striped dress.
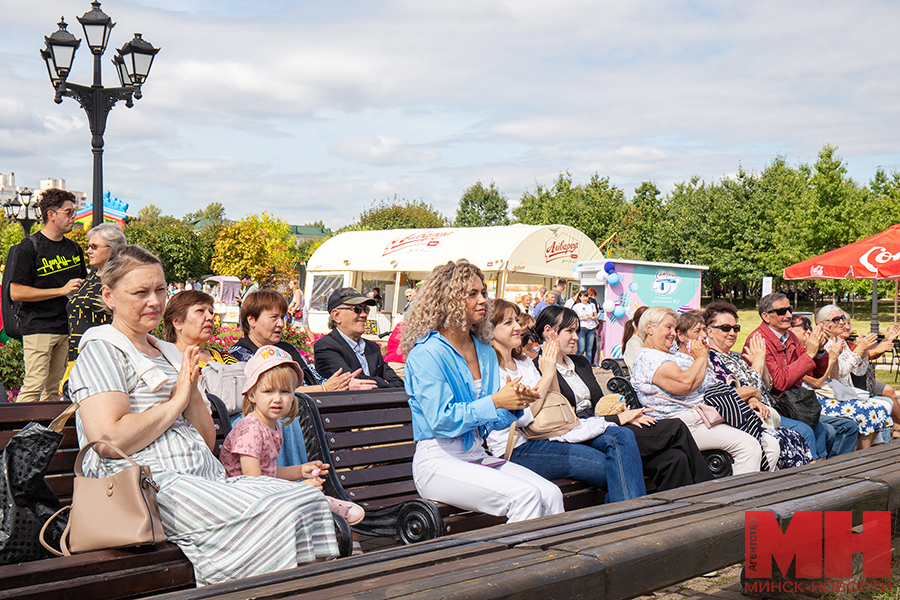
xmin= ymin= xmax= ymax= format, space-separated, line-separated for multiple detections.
xmin=68 ymin=245 xmax=338 ymax=586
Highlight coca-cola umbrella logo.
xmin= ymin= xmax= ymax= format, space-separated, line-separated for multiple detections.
xmin=859 ymin=246 xmax=900 ymax=275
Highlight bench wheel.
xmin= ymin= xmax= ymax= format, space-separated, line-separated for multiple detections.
xmin=701 ymin=449 xmax=733 ymax=478
xmin=397 ymin=500 xmax=443 ymax=545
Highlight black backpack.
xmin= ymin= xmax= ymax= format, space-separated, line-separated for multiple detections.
xmin=2 ymin=236 xmax=37 ymax=341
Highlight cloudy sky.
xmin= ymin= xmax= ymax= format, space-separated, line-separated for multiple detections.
xmin=2 ymin=0 xmax=900 ymax=228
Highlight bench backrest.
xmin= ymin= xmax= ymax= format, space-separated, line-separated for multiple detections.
xmin=298 ymin=389 xmax=418 ymax=510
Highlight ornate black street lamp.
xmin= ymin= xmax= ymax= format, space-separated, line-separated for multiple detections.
xmin=41 ymin=2 xmax=159 ymax=229
xmin=2 ymin=188 xmax=40 ymax=237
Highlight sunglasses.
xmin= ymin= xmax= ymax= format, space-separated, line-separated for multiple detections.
xmin=830 ymin=315 xmax=847 ymax=324
xmin=87 ymin=243 xmax=109 ymax=251
xmin=767 ymin=306 xmax=793 ymax=316
xmin=709 ymin=324 xmax=741 ymax=333
xmin=338 ymin=305 xmax=368 ymax=316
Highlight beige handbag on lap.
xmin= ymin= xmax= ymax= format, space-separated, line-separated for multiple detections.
xmin=504 ymin=391 xmax=579 ymax=460
xmin=40 ymin=439 xmax=166 ymax=556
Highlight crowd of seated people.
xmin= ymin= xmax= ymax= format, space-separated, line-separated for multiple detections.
xmin=68 ymin=246 xmax=896 ymax=587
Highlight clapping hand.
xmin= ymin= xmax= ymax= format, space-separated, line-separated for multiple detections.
xmin=493 ymin=375 xmax=539 ymax=411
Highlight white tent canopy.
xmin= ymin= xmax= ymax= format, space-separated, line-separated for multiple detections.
xmin=304 ymin=225 xmax=604 ymax=332
xmin=308 ymin=224 xmax=603 ymax=280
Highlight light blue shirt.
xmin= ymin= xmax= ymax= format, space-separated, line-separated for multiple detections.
xmin=405 ymin=330 xmax=519 ymax=450
xmin=336 ymin=328 xmax=369 ymax=376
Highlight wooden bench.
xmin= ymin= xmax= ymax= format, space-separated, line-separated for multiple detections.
xmin=296 ymin=388 xmax=606 ymax=544
xmin=144 ymin=440 xmax=900 ymax=600
xmin=0 ymin=397 xmax=350 ymax=600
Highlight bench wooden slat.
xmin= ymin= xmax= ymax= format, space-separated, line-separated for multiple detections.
xmin=0 ymin=401 xmax=74 ymax=425
xmin=320 ymin=407 xmax=411 ymax=430
xmin=324 ymin=425 xmax=414 ymax=450
xmin=342 ymin=479 xmax=419 ymax=502
xmin=334 ymin=462 xmax=412 ymax=487
xmin=330 ymin=442 xmax=416 ymax=468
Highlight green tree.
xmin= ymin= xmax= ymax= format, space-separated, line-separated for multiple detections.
xmin=211 ymin=213 xmax=297 ymax=284
xmin=124 ymin=218 xmax=209 ymax=282
xmin=453 ymin=181 xmax=510 ymax=227
xmin=343 ymin=195 xmax=448 ymax=231
xmin=136 ymin=204 xmax=162 ymax=225
xmin=619 ymin=181 xmax=665 ymax=261
xmin=513 ymin=172 xmax=627 ymax=245
xmin=184 ymin=202 xmax=227 ymax=223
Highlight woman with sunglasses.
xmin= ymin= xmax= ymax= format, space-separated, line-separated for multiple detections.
xmin=66 ymin=223 xmax=127 ymax=363
xmin=703 ymin=302 xmax=816 ymax=465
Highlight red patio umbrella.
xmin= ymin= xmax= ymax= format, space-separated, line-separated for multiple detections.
xmin=783 ymin=224 xmax=900 ymax=280
xmin=783 ymin=225 xmax=900 ymax=330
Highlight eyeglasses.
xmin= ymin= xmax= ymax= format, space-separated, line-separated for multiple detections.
xmin=87 ymin=243 xmax=108 ymax=251
xmin=829 ymin=315 xmax=847 ymax=324
xmin=53 ymin=208 xmax=76 ymax=217
xmin=767 ymin=306 xmax=793 ymax=316
xmin=709 ymin=324 xmax=741 ymax=333
xmin=337 ymin=305 xmax=368 ymax=316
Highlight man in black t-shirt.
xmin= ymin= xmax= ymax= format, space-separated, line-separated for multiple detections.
xmin=10 ymin=189 xmax=86 ymax=402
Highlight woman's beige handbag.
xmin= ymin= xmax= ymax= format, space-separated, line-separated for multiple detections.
xmin=504 ymin=391 xmax=579 ymax=460
xmin=40 ymin=439 xmax=166 ymax=556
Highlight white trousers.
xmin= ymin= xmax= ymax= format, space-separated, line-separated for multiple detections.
xmin=675 ymin=410 xmax=771 ymax=475
xmin=413 ymin=437 xmax=564 ymax=523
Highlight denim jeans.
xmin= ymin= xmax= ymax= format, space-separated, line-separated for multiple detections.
xmin=510 ymin=426 xmax=646 ymax=503
xmin=820 ymin=415 xmax=859 ymax=457
xmin=780 ymin=416 xmax=827 ymax=460
xmin=577 ymin=328 xmax=597 ymax=364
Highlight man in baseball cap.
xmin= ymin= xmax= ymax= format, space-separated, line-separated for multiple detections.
xmin=314 ymin=288 xmax=404 ymax=388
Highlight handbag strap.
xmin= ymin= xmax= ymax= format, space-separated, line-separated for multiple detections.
xmin=49 ymin=401 xmax=79 ymax=433
xmin=75 ymin=439 xmax=141 ymax=477
xmin=39 ymin=506 xmax=72 ymax=557
xmin=503 ymin=424 xmax=517 ymax=461
xmin=653 ymin=394 xmax=695 ymax=408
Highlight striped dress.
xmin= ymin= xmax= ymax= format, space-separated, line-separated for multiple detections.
xmin=69 ymin=340 xmax=338 ymax=586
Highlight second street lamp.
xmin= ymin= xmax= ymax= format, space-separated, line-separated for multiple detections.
xmin=2 ymin=188 xmax=40 ymax=237
xmin=41 ymin=2 xmax=159 ymax=229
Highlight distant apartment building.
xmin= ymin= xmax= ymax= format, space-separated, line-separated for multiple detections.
xmin=0 ymin=173 xmax=88 ymax=209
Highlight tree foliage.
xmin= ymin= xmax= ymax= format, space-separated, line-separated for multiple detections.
xmin=124 ymin=218 xmax=209 ymax=282
xmin=211 ymin=212 xmax=297 ymax=285
xmin=512 ymin=145 xmax=900 ymax=299
xmin=184 ymin=202 xmax=227 ymax=223
xmin=514 ymin=172 xmax=627 ymax=245
xmin=343 ymin=195 xmax=448 ymax=232
xmin=454 ymin=181 xmax=510 ymax=227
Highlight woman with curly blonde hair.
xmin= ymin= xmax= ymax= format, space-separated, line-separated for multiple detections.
xmin=402 ymin=260 xmax=564 ymax=523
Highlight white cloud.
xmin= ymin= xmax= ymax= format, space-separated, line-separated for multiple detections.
xmin=2 ymin=0 xmax=900 ymax=227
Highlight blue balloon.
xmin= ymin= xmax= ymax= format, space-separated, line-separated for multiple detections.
xmin=607 ymin=272 xmax=620 ymax=286
xmin=613 ymin=305 xmax=626 ymax=319
xmin=604 ymin=261 xmax=616 ymax=274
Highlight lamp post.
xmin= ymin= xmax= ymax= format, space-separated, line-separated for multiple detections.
xmin=41 ymin=2 xmax=159 ymax=229
xmin=2 ymin=188 xmax=40 ymax=237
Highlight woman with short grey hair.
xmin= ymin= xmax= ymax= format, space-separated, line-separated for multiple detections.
xmin=65 ymin=222 xmax=127 ymax=363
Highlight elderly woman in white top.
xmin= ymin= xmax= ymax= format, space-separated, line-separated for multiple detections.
xmin=630 ymin=306 xmax=765 ymax=475
xmin=811 ymin=305 xmax=893 ymax=449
